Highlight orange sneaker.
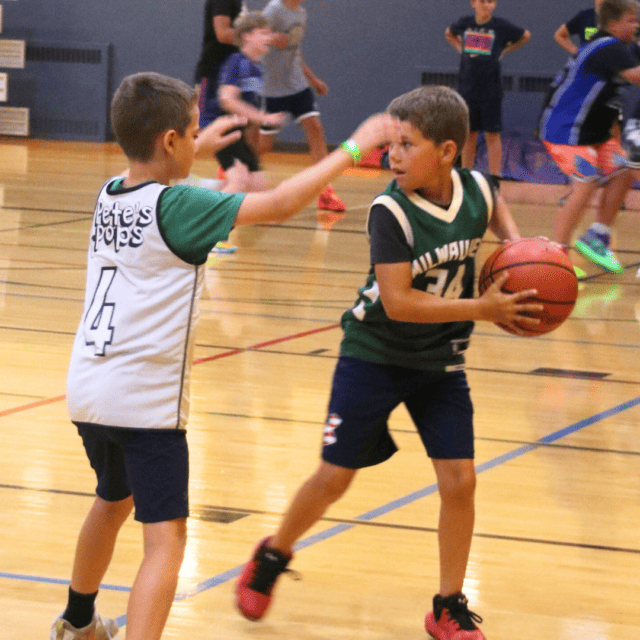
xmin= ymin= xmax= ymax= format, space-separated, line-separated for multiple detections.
xmin=317 ymin=210 xmax=345 ymax=230
xmin=318 ymin=186 xmax=346 ymax=211
xmin=425 ymin=593 xmax=485 ymax=640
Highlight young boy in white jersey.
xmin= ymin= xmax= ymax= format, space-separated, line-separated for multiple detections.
xmin=235 ymin=85 xmax=542 ymax=640
xmin=50 ymin=71 xmax=394 ymax=640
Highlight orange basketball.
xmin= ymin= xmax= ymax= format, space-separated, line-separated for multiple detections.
xmin=478 ymin=238 xmax=578 ymax=336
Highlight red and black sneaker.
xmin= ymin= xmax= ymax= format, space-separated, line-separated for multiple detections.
xmin=235 ymin=537 xmax=293 ymax=621
xmin=425 ymin=593 xmax=486 ymax=640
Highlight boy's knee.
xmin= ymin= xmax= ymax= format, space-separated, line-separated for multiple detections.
xmin=437 ymin=462 xmax=476 ymax=502
xmin=312 ymin=463 xmax=355 ymax=501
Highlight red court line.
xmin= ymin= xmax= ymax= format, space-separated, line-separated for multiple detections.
xmin=0 ymin=324 xmax=341 ymax=418
xmin=192 ymin=322 xmax=339 ymax=364
xmin=0 ymin=395 xmax=66 ymax=418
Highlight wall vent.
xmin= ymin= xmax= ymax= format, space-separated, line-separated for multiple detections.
xmin=502 ymin=75 xmax=514 ymax=91
xmin=519 ymin=76 xmax=553 ymax=92
xmin=30 ymin=116 xmax=99 ymax=137
xmin=420 ymin=71 xmax=458 ymax=88
xmin=0 ymin=39 xmax=25 ymax=68
xmin=0 ymin=106 xmax=29 ymax=136
xmin=26 ymin=45 xmax=102 ymax=65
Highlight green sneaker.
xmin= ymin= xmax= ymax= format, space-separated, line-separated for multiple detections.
xmin=574 ymin=230 xmax=623 ymax=274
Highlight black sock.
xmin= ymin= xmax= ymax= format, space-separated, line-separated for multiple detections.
xmin=62 ymin=587 xmax=98 ymax=629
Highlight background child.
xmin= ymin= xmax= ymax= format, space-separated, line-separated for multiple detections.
xmin=554 ymin=0 xmax=603 ymax=56
xmin=235 ymin=85 xmax=542 ymax=640
xmin=194 ymin=0 xmax=244 ymax=128
xmin=259 ymin=0 xmax=346 ymax=212
xmin=194 ymin=0 xmax=245 ymax=253
xmin=553 ymin=0 xmax=604 ymax=207
xmin=445 ymin=0 xmax=530 ymax=182
xmin=539 ymin=0 xmax=640 ymax=273
xmin=50 ymin=70 xmax=394 ymax=640
xmin=215 ymin=11 xmax=285 ymax=192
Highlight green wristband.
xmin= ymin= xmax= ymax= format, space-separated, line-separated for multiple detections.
xmin=340 ymin=139 xmax=361 ymax=165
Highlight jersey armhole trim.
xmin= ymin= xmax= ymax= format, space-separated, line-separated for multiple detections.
xmin=470 ymin=170 xmax=494 ymax=223
xmin=368 ymin=195 xmax=415 ymax=249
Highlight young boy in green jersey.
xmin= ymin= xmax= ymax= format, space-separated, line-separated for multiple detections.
xmin=50 ymin=71 xmax=394 ymax=640
xmin=235 ymin=85 xmax=542 ymax=640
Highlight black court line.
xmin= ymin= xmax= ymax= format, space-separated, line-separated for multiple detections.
xmin=1 ymin=484 xmax=637 ymax=555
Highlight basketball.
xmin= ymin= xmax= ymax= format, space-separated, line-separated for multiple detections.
xmin=478 ymin=237 xmax=578 ymax=336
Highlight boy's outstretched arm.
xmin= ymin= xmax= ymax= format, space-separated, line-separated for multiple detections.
xmin=218 ymin=85 xmax=284 ymax=127
xmin=195 ymin=114 xmax=247 ymax=155
xmin=234 ymin=113 xmax=397 ymax=225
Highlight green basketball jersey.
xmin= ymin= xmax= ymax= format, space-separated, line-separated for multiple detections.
xmin=340 ymin=169 xmax=493 ymax=372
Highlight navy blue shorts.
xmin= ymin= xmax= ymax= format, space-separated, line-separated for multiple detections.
xmin=321 ymin=357 xmax=475 ymax=469
xmin=261 ymin=87 xmax=319 ymax=134
xmin=215 ymin=135 xmax=260 ymax=171
xmin=463 ymin=93 xmax=503 ymax=133
xmin=75 ymin=424 xmax=189 ymax=524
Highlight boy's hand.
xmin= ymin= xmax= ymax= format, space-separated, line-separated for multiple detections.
xmin=196 ymin=115 xmax=247 ymax=153
xmin=478 ymin=271 xmax=543 ymax=335
xmin=261 ymin=112 xmax=286 ymax=128
xmin=311 ymin=77 xmax=328 ymax=96
xmin=350 ymin=113 xmax=398 ymax=156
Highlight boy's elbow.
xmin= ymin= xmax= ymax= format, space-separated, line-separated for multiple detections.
xmin=380 ymin=296 xmax=407 ymax=322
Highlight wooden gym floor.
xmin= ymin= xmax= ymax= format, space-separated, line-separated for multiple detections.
xmin=1 ymin=137 xmax=639 ymax=639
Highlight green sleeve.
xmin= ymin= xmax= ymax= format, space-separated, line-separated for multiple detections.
xmin=158 ymin=185 xmax=245 ymax=264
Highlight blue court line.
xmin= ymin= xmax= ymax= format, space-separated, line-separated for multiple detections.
xmin=0 ymin=573 xmax=130 ymax=592
xmin=2 ymin=394 xmax=640 ymax=627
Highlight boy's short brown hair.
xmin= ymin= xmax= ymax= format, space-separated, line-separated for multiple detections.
xmin=233 ymin=11 xmax=270 ymax=46
xmin=387 ymin=85 xmax=469 ymax=160
xmin=598 ymin=0 xmax=640 ymax=29
xmin=110 ymin=72 xmax=197 ymax=161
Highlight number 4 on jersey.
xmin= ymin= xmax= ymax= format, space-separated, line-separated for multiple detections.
xmin=84 ymin=267 xmax=117 ymax=356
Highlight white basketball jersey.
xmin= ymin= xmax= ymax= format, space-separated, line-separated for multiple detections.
xmin=67 ymin=179 xmax=205 ymax=430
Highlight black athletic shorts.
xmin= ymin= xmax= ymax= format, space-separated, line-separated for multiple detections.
xmin=321 ymin=357 xmax=475 ymax=469
xmin=75 ymin=424 xmax=189 ymax=524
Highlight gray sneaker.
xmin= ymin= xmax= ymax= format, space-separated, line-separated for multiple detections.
xmin=50 ymin=613 xmax=119 ymax=640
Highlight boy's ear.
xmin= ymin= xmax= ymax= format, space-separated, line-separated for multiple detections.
xmin=162 ymin=129 xmax=178 ymax=155
xmin=440 ymin=140 xmax=458 ymax=165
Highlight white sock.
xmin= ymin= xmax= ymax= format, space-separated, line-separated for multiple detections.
xmin=590 ymin=222 xmax=611 ymax=236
